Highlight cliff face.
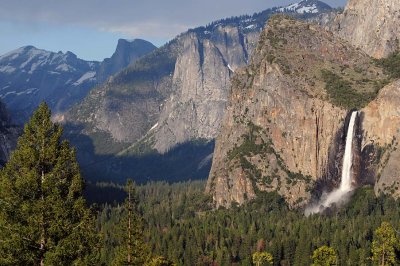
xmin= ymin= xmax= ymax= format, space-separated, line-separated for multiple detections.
xmin=329 ymin=0 xmax=400 ymax=58
xmin=150 ymin=29 xmax=259 ymax=153
xmin=206 ymin=16 xmax=389 ymax=208
xmin=361 ymin=80 xmax=400 ymax=197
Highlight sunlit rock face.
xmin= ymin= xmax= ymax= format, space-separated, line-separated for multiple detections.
xmin=206 ymin=16 xmax=397 ymax=208
xmin=330 ymin=0 xmax=400 ymax=59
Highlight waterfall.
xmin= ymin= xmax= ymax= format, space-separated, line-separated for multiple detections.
xmin=306 ymin=111 xmax=358 ymax=214
xmin=339 ymin=111 xmax=357 ymax=192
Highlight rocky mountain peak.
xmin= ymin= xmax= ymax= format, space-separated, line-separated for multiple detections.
xmin=277 ymin=0 xmax=332 ymax=14
xmin=96 ymin=38 xmax=156 ymax=83
xmin=0 ymin=45 xmax=100 ymax=124
xmin=0 ymin=37 xmax=156 ymax=124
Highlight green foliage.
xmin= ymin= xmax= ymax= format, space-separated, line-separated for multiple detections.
xmin=95 ymin=182 xmax=400 ymax=266
xmin=111 ymin=180 xmax=149 ymax=266
xmin=371 ymin=222 xmax=398 ymax=266
xmin=0 ymin=102 xmax=99 ymax=265
xmin=146 ymin=256 xmax=176 ymax=266
xmin=311 ymin=246 xmax=338 ymax=266
xmin=252 ymin=251 xmax=273 ymax=266
xmin=321 ymin=69 xmax=376 ymax=109
xmin=266 ymin=54 xmax=276 ymax=64
xmin=227 ymin=122 xmax=271 ymax=161
xmin=375 ymin=51 xmax=400 ymax=79
xmin=226 ymin=122 xmax=313 ymax=193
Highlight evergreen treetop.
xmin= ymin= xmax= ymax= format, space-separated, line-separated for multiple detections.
xmin=0 ymin=102 xmax=99 ymax=266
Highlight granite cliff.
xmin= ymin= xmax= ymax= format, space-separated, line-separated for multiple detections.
xmin=96 ymin=39 xmax=156 ymax=83
xmin=361 ymin=80 xmax=400 ymax=197
xmin=329 ymin=0 xmax=400 ymax=59
xmin=206 ymin=16 xmax=391 ymax=208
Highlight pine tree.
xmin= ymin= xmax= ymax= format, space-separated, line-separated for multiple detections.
xmin=371 ymin=222 xmax=398 ymax=266
xmin=0 ymin=103 xmax=99 ymax=265
xmin=252 ymin=251 xmax=273 ymax=266
xmin=112 ymin=179 xmax=149 ymax=266
xmin=146 ymin=256 xmax=175 ymax=266
xmin=311 ymin=245 xmax=338 ymax=266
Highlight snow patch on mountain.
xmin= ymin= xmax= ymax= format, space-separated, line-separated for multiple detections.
xmin=150 ymin=123 xmax=159 ymax=131
xmin=56 ymin=63 xmax=76 ymax=72
xmin=73 ymin=71 xmax=96 ymax=86
xmin=297 ymin=4 xmax=319 ymax=13
xmin=277 ymin=1 xmax=326 ymax=14
xmin=245 ymin=24 xmax=257 ymax=29
xmin=0 ymin=47 xmax=26 ymax=61
xmin=0 ymin=88 xmax=38 ymax=98
xmin=20 ymin=49 xmax=49 ymax=69
xmin=0 ymin=66 xmax=16 ymax=74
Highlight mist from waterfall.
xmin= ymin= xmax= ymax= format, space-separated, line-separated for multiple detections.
xmin=305 ymin=111 xmax=358 ymax=215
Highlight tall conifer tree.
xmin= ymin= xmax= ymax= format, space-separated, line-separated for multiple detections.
xmin=0 ymin=103 xmax=99 ymax=265
xmin=112 ymin=179 xmax=148 ymax=266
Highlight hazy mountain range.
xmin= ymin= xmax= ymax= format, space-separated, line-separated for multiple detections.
xmin=0 ymin=39 xmax=156 ymax=124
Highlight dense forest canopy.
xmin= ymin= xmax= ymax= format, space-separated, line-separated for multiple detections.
xmin=95 ymin=181 xmax=400 ymax=265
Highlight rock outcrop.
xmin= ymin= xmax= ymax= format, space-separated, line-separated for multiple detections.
xmin=96 ymin=39 xmax=156 ymax=83
xmin=361 ymin=80 xmax=400 ymax=197
xmin=206 ymin=16 xmax=389 ymax=208
xmin=149 ymin=29 xmax=259 ymax=153
xmin=329 ymin=0 xmax=400 ymax=58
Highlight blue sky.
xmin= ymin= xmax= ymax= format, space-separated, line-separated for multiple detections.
xmin=0 ymin=0 xmax=348 ymax=61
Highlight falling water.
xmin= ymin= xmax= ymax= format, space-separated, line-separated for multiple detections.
xmin=306 ymin=111 xmax=358 ymax=214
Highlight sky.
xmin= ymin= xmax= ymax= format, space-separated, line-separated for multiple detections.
xmin=0 ymin=0 xmax=348 ymax=61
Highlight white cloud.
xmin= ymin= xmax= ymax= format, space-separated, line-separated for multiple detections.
xmin=0 ymin=0 xmax=347 ymax=39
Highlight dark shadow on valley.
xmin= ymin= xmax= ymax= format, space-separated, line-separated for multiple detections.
xmin=63 ymin=123 xmax=214 ymax=185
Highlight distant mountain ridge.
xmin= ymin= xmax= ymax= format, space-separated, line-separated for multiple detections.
xmin=0 ymin=39 xmax=156 ymax=124
xmin=0 ymin=46 xmax=99 ymax=124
